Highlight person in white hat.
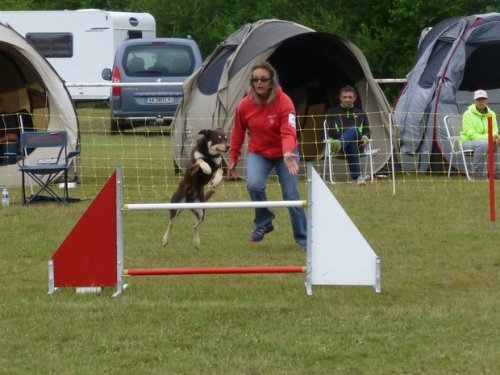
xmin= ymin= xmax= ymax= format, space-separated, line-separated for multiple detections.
xmin=460 ymin=89 xmax=500 ymax=180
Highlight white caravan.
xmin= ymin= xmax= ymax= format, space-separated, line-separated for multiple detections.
xmin=0 ymin=9 xmax=156 ymax=101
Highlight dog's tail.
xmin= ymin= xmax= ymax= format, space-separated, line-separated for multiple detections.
xmin=203 ymin=190 xmax=215 ymax=202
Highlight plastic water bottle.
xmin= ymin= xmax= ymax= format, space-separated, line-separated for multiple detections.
xmin=2 ymin=188 xmax=9 ymax=207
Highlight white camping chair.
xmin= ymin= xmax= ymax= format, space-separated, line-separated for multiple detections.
xmin=443 ymin=115 xmax=473 ymax=180
xmin=322 ymin=120 xmax=374 ymax=184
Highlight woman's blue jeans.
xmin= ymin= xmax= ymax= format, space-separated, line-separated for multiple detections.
xmin=246 ymin=151 xmax=307 ymax=247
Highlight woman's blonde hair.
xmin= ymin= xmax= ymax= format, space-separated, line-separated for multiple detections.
xmin=249 ymin=62 xmax=279 ymax=104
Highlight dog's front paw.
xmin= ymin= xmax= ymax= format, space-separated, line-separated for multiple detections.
xmin=211 ymin=168 xmax=223 ymax=186
xmin=199 ymin=160 xmax=212 ymax=175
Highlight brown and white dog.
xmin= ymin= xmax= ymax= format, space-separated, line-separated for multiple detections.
xmin=162 ymin=128 xmax=228 ymax=249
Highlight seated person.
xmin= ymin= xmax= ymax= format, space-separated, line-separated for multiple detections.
xmin=0 ymin=106 xmax=20 ymax=166
xmin=325 ymin=85 xmax=370 ymax=186
xmin=460 ymin=89 xmax=500 ymax=180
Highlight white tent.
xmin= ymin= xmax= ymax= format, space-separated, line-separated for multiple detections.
xmin=0 ymin=23 xmax=79 ymax=186
xmin=171 ymin=19 xmax=393 ymax=179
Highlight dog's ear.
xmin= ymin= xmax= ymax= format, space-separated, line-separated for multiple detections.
xmin=198 ymin=129 xmax=211 ymax=137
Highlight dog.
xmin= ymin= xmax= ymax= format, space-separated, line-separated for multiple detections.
xmin=162 ymin=128 xmax=228 ymax=249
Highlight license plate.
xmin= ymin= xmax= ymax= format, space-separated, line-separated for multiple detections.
xmin=146 ymin=97 xmax=174 ymax=104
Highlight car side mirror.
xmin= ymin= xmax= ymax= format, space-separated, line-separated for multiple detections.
xmin=101 ymin=68 xmax=112 ymax=81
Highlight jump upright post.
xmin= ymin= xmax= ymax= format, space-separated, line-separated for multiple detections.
xmin=48 ymin=164 xmax=381 ymax=297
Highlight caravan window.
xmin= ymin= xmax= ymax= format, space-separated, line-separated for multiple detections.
xmin=25 ymin=33 xmax=73 ymax=58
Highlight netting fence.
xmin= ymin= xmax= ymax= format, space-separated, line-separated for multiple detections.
xmin=1 ymin=108 xmax=497 ymax=205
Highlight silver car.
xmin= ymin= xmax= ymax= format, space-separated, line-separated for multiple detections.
xmin=102 ymin=37 xmax=202 ymax=133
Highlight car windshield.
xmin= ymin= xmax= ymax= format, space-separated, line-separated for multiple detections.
xmin=124 ymin=43 xmax=195 ymax=77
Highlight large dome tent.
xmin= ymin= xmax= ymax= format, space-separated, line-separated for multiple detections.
xmin=171 ymin=19 xmax=393 ymax=180
xmin=395 ymin=13 xmax=500 ymax=174
xmin=0 ymin=23 xmax=79 ymax=186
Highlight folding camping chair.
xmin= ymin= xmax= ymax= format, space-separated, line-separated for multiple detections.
xmin=443 ymin=115 xmax=473 ymax=180
xmin=322 ymin=120 xmax=374 ymax=184
xmin=18 ymin=131 xmax=79 ymax=205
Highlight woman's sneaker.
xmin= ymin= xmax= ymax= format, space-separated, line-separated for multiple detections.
xmin=249 ymin=223 xmax=274 ymax=242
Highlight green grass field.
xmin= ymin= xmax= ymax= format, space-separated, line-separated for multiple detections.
xmin=0 ymin=110 xmax=499 ymax=374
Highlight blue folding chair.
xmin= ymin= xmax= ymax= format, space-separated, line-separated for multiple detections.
xmin=18 ymin=131 xmax=79 ymax=205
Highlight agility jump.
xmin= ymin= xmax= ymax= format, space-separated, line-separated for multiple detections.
xmin=48 ymin=164 xmax=381 ymax=297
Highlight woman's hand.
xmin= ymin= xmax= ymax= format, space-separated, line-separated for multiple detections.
xmin=228 ymin=161 xmax=239 ymax=179
xmin=284 ymin=152 xmax=299 ymax=175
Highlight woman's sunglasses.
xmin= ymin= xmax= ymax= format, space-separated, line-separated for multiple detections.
xmin=251 ymin=77 xmax=271 ymax=83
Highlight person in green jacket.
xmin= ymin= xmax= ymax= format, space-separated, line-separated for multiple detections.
xmin=460 ymin=90 xmax=500 ymax=180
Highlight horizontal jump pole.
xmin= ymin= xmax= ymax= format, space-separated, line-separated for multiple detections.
xmin=124 ymin=266 xmax=306 ymax=276
xmin=123 ymin=200 xmax=307 ymax=210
